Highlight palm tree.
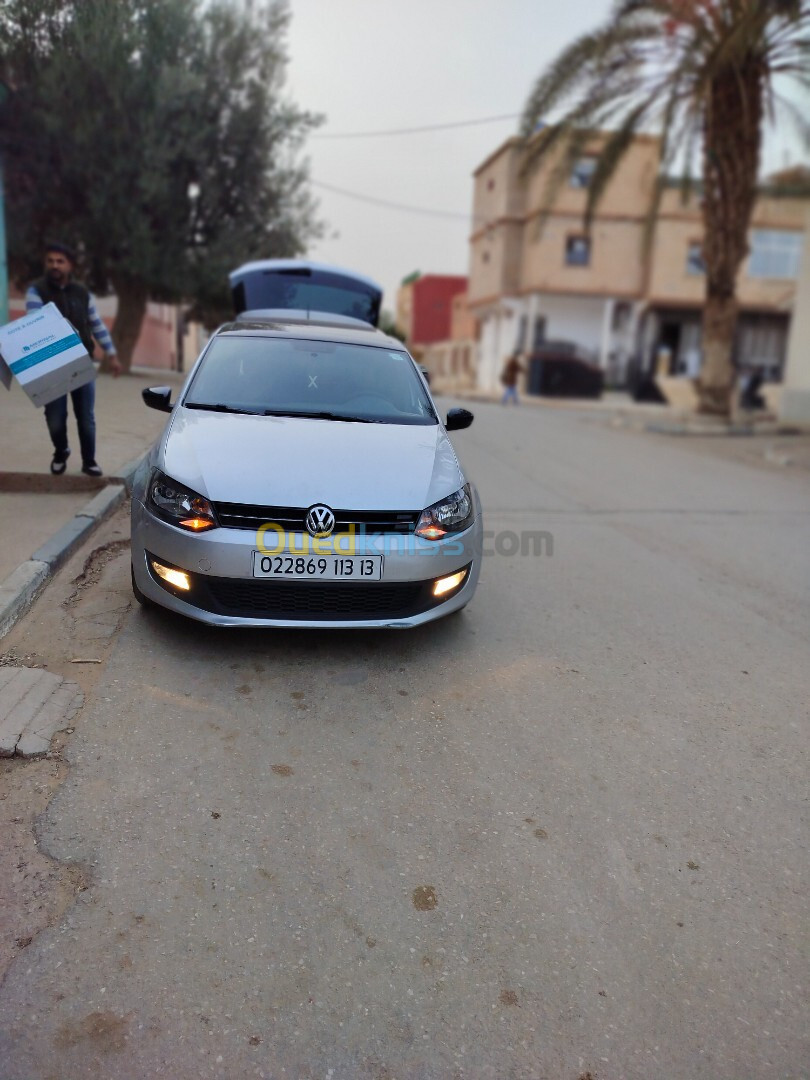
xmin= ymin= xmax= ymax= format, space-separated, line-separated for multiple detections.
xmin=520 ymin=0 xmax=809 ymax=414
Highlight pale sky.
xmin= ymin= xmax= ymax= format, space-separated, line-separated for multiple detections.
xmin=285 ymin=0 xmax=804 ymax=314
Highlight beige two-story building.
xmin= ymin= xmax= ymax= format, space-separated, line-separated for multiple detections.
xmin=468 ymin=133 xmax=808 ymax=394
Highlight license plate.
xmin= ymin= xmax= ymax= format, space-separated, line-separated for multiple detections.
xmin=252 ymin=552 xmax=383 ymax=580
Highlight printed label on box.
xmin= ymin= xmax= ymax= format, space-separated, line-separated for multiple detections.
xmin=0 ymin=303 xmax=95 ymax=407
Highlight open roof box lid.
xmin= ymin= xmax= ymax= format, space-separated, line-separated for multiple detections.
xmin=229 ymin=260 xmax=382 ymax=327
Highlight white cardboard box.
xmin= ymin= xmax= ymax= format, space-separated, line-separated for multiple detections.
xmin=0 ymin=302 xmax=96 ymax=407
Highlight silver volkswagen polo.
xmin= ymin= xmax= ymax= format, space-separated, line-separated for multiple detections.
xmin=130 ymin=317 xmax=482 ymax=628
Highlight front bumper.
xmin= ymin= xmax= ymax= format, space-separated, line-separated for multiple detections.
xmin=130 ymin=497 xmax=482 ymax=629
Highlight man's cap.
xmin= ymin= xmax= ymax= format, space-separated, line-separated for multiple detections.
xmin=44 ymin=240 xmax=77 ymax=264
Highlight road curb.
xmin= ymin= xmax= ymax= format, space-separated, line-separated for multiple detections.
xmin=112 ymin=452 xmax=151 ymax=494
xmin=0 ymin=561 xmax=50 ymax=640
xmin=0 ymin=450 xmax=148 ymax=642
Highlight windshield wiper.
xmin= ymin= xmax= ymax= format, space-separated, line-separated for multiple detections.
xmin=186 ymin=403 xmax=383 ymax=422
xmin=184 ymin=402 xmax=265 ymax=415
xmin=262 ymin=409 xmax=381 ymax=423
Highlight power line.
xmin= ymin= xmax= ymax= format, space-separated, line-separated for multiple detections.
xmin=0 ymin=133 xmax=488 ymax=223
xmin=311 ymin=113 xmax=521 ymax=139
xmin=311 ymin=179 xmax=475 ymax=221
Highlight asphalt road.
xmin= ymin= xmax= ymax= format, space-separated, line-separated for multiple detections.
xmin=1 ymin=401 xmax=808 ymax=1079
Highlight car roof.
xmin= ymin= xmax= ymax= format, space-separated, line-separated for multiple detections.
xmin=234 ymin=309 xmax=373 ymax=330
xmin=214 ymin=316 xmax=405 ymax=351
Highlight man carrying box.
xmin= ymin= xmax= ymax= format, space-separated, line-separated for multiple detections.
xmin=26 ymin=242 xmax=122 ymax=476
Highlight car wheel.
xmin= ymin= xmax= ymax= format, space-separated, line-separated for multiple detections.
xmin=131 ymin=562 xmax=153 ymax=608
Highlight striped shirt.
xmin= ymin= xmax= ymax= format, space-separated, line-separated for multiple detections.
xmin=25 ymin=285 xmax=117 ymax=356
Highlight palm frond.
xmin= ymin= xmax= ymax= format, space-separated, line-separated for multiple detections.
xmin=523 ymin=125 xmax=592 ymax=238
xmin=583 ymin=101 xmax=651 ymax=229
xmin=769 ymin=33 xmax=810 ymax=67
xmin=520 ymin=72 xmax=640 ymax=177
xmin=520 ymin=30 xmax=609 ymax=134
xmin=520 ymin=17 xmax=661 ymax=137
xmin=639 ymin=74 xmax=700 ymax=264
xmin=773 ymin=91 xmax=810 ymax=150
xmin=673 ymin=108 xmax=702 ymax=208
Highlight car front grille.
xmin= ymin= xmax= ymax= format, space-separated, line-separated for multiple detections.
xmin=188 ymin=576 xmax=438 ymax=622
xmin=213 ymin=503 xmax=420 ymax=535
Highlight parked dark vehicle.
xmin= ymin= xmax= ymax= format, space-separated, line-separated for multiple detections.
xmin=527 ymin=346 xmax=604 ymax=398
xmin=626 ymin=358 xmax=666 ymax=403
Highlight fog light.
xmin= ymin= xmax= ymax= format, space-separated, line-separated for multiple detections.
xmin=432 ymin=568 xmax=467 ymax=598
xmin=150 ymin=558 xmax=191 ymax=591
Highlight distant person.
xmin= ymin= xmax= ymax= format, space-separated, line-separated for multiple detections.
xmin=655 ymin=346 xmax=673 ymax=378
xmin=500 ymin=352 xmax=524 ymax=405
xmin=683 ymin=348 xmax=701 ymax=379
xmin=26 ymin=242 xmax=122 ymax=476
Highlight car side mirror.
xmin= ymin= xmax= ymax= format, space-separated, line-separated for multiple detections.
xmin=445 ymin=408 xmax=473 ymax=431
xmin=142 ymin=386 xmax=173 ymax=413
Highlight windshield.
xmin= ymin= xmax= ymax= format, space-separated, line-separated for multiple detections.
xmin=184 ymin=335 xmax=438 ymax=426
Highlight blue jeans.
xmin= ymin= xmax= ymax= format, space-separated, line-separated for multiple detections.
xmin=501 ymin=385 xmax=519 ymax=405
xmin=44 ymin=381 xmax=96 ymax=465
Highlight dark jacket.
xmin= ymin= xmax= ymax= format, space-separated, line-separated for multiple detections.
xmin=501 ymin=355 xmax=524 ymax=388
xmin=31 ymin=277 xmax=95 ymax=358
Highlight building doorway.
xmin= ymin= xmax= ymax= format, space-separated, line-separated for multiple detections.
xmin=658 ymin=321 xmax=681 ymax=374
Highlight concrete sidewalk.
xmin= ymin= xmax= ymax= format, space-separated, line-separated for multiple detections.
xmin=447 ymin=387 xmax=810 ymax=466
xmin=449 ymin=386 xmax=670 ymax=414
xmin=0 ymin=367 xmax=185 ymax=635
xmin=451 ymin=386 xmax=778 ymax=427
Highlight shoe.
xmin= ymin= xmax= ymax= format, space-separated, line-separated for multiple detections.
xmin=50 ymin=449 xmax=70 ymax=475
xmin=82 ymin=462 xmax=103 ymax=477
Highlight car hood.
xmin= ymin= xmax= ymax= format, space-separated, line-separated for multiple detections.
xmin=160 ymin=409 xmax=464 ymax=510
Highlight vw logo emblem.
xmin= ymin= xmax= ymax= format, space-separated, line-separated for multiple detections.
xmin=305 ymin=504 xmax=336 ymax=537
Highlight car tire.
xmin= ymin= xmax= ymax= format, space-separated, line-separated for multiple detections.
xmin=131 ymin=562 xmax=153 ymax=608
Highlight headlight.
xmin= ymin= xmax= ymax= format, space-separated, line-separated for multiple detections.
xmin=147 ymin=470 xmax=218 ymax=532
xmin=415 ymin=484 xmax=473 ymax=540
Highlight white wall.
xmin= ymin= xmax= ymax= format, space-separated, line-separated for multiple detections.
xmin=476 ymin=301 xmax=525 ymax=393
xmin=536 ymin=294 xmax=605 ymax=355
xmin=477 ymin=316 xmax=499 ymax=392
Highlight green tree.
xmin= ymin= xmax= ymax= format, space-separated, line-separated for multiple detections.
xmin=0 ymin=0 xmax=322 ymax=368
xmin=520 ymin=0 xmax=810 ymax=414
xmin=379 ymin=309 xmax=406 ymax=342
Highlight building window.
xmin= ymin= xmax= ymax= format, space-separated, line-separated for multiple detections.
xmin=565 ymin=235 xmax=591 ymax=267
xmin=748 ymin=230 xmax=802 ymax=279
xmin=570 ymin=156 xmax=597 ymax=188
xmin=736 ymin=315 xmax=788 ymax=376
xmin=481 ymin=250 xmax=490 ymax=263
xmin=687 ymin=242 xmax=705 ymax=275
xmin=487 ymin=178 xmax=495 ymax=191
